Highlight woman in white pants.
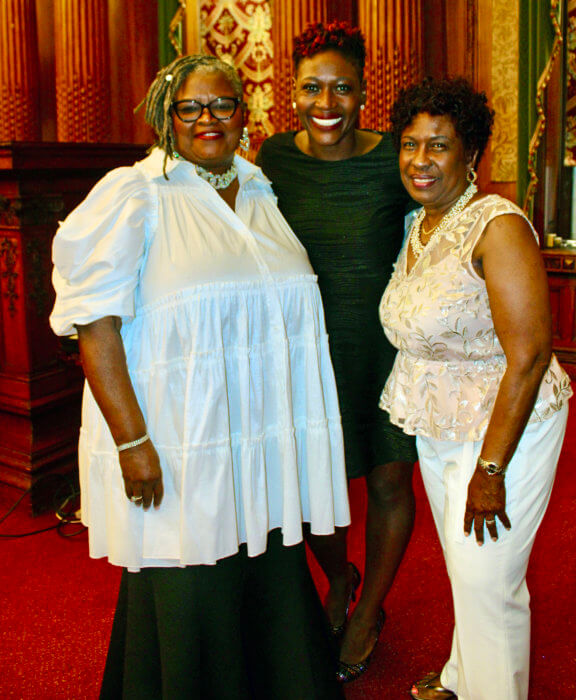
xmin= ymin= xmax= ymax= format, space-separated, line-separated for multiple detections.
xmin=378 ymin=76 xmax=572 ymax=700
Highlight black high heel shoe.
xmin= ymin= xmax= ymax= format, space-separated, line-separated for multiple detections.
xmin=328 ymin=562 xmax=361 ymax=639
xmin=336 ymin=608 xmax=386 ymax=683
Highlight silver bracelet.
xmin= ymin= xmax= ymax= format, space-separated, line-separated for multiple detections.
xmin=117 ymin=433 xmax=150 ymax=452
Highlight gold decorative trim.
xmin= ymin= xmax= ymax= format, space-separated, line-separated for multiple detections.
xmin=524 ymin=0 xmax=563 ymax=213
xmin=168 ymin=0 xmax=186 ymax=56
xmin=491 ymin=0 xmax=519 ymax=182
xmin=564 ymin=0 xmax=576 ymax=165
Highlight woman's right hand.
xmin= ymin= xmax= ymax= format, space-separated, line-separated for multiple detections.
xmin=119 ymin=439 xmax=164 ymax=509
xmin=76 ymin=316 xmax=164 ymax=511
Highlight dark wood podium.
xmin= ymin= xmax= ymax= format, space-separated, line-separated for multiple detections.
xmin=0 ymin=142 xmax=146 ymax=513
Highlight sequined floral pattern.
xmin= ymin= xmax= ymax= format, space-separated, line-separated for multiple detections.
xmin=379 ymin=195 xmax=572 ymax=441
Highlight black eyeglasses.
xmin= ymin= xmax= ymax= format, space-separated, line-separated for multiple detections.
xmin=171 ymin=97 xmax=242 ymax=123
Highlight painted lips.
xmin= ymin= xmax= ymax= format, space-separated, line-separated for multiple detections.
xmin=195 ymin=131 xmax=223 ymax=140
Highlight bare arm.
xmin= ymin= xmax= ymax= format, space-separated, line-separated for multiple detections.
xmin=76 ymin=316 xmax=163 ymax=509
xmin=464 ymin=213 xmax=551 ymax=543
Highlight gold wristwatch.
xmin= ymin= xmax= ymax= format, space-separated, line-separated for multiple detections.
xmin=477 ymin=456 xmax=507 ymax=476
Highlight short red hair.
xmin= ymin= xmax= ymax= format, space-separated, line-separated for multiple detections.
xmin=292 ymin=21 xmax=366 ymax=79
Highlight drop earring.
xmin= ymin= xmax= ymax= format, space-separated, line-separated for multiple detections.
xmin=239 ymin=126 xmax=250 ymax=152
xmin=360 ymin=104 xmax=365 ymax=111
xmin=292 ymin=101 xmax=297 ymax=110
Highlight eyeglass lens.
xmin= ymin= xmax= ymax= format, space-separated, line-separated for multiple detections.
xmin=174 ymin=98 xmax=238 ymax=122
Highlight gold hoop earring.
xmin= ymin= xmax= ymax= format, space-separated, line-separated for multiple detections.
xmin=467 ymin=168 xmax=478 ymax=184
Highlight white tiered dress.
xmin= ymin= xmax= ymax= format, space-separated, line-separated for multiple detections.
xmin=50 ymin=149 xmax=350 ymax=572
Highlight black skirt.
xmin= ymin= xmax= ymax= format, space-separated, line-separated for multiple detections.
xmin=100 ymin=530 xmax=343 ymax=700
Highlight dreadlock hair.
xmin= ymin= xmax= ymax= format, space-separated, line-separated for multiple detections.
xmin=144 ymin=54 xmax=244 ymax=179
xmin=292 ymin=21 xmax=366 ymax=81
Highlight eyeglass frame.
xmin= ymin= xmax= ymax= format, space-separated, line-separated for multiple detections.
xmin=171 ymin=97 xmax=244 ymax=123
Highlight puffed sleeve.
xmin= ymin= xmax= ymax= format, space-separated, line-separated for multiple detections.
xmin=50 ymin=166 xmax=152 ymax=336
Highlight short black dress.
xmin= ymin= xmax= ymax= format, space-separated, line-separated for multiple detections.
xmin=257 ymin=131 xmax=417 ymax=478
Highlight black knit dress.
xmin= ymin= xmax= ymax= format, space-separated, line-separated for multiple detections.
xmin=257 ymin=131 xmax=417 ymax=478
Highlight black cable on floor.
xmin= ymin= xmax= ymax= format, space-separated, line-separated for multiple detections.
xmin=0 ymin=473 xmax=86 ymax=538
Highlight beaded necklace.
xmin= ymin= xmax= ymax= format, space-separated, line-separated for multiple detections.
xmin=195 ymin=163 xmax=238 ymax=190
xmin=409 ymin=182 xmax=477 ymax=260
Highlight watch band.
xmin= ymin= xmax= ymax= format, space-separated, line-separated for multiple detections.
xmin=477 ymin=456 xmax=507 ymax=476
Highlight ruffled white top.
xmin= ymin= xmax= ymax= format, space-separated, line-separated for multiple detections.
xmin=50 ymin=149 xmax=350 ymax=571
xmin=379 ymin=195 xmax=572 ymax=442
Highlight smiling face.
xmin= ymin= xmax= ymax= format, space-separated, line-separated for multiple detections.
xmin=171 ymin=68 xmax=244 ymax=173
xmin=399 ymin=112 xmax=475 ymax=215
xmin=293 ymin=49 xmax=365 ymax=159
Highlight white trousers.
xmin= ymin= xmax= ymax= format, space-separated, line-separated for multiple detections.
xmin=416 ymin=404 xmax=568 ymax=700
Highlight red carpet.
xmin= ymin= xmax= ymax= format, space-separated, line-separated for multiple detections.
xmin=1 ymin=403 xmax=575 ymax=699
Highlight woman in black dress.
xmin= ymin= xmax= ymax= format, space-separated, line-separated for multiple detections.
xmin=257 ymin=22 xmax=417 ymax=682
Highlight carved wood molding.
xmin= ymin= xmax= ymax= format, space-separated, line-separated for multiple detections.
xmin=358 ymin=0 xmax=423 ymax=131
xmin=54 ymin=0 xmax=112 ymax=142
xmin=0 ymin=195 xmax=64 ymax=228
xmin=0 ymin=237 xmax=19 ymax=316
xmin=26 ymin=239 xmax=51 ymax=318
xmin=0 ymin=0 xmax=41 ymax=141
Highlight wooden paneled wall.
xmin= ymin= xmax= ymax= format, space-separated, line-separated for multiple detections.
xmin=54 ymin=0 xmax=111 ymax=142
xmin=0 ymin=0 xmax=157 ymax=145
xmin=358 ymin=0 xmax=423 ymax=131
xmin=271 ymin=0 xmax=333 ymax=135
xmin=0 ymin=0 xmax=41 ymax=141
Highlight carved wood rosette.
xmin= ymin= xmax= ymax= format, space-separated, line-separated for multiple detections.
xmin=54 ymin=0 xmax=112 ymax=142
xmin=0 ymin=0 xmax=41 ymax=141
xmin=357 ymin=0 xmax=423 ymax=131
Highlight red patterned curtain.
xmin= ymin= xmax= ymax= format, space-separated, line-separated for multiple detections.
xmin=200 ymin=1 xmax=274 ymax=158
xmin=565 ymin=0 xmax=576 ymax=165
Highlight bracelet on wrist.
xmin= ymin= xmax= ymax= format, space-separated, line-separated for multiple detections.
xmin=477 ymin=456 xmax=507 ymax=477
xmin=117 ymin=433 xmax=150 ymax=452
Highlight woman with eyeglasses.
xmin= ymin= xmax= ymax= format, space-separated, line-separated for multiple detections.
xmin=257 ymin=22 xmax=417 ymax=683
xmin=50 ymin=55 xmax=348 ymax=699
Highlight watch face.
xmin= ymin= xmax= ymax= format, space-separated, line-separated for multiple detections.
xmin=486 ymin=463 xmax=503 ymax=475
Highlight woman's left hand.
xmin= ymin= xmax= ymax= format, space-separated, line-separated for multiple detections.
xmin=464 ymin=467 xmax=511 ymax=544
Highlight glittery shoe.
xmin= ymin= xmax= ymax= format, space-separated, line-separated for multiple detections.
xmin=336 ymin=608 xmax=386 ymax=683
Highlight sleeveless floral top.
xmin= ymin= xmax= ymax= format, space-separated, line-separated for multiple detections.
xmin=379 ymin=195 xmax=572 ymax=442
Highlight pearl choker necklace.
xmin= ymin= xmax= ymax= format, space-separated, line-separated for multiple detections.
xmin=409 ymin=182 xmax=478 ymax=259
xmin=195 ymin=163 xmax=238 ymax=190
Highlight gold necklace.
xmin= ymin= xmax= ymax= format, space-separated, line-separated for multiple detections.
xmin=409 ymin=183 xmax=477 ymax=260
